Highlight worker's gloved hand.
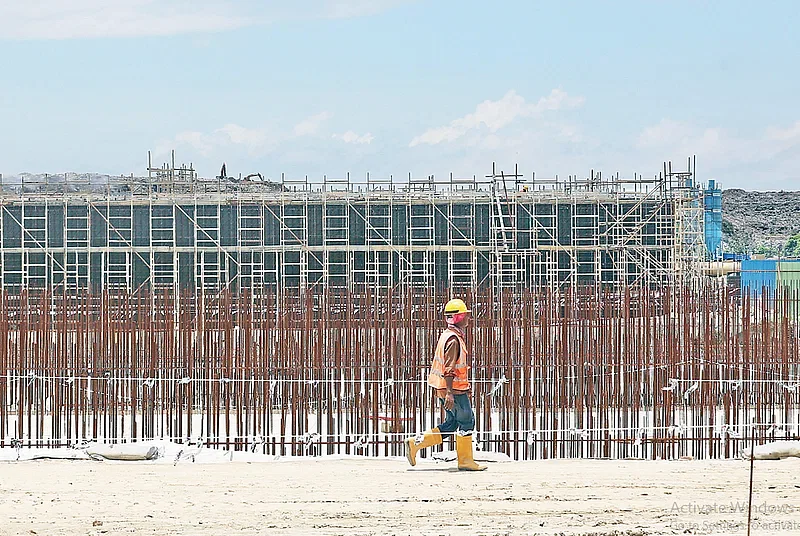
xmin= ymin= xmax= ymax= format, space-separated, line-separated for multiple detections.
xmin=444 ymin=393 xmax=455 ymax=411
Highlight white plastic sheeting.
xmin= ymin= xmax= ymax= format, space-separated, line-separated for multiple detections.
xmin=0 ymin=440 xmax=510 ymax=465
xmin=742 ymin=440 xmax=800 ymax=461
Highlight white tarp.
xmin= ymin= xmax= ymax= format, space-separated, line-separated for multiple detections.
xmin=1 ymin=440 xmax=510 ymax=464
xmin=742 ymin=440 xmax=800 ymax=460
xmin=86 ymin=442 xmax=160 ymax=461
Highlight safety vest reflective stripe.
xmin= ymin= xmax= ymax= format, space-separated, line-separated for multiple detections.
xmin=428 ymin=364 xmax=468 ymax=378
xmin=427 ymin=329 xmax=470 ymax=391
xmin=429 ymin=354 xmax=467 ymax=368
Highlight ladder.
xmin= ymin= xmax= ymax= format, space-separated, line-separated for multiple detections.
xmin=280 ymin=174 xmax=310 ymax=291
xmin=151 ymin=204 xmax=175 ymax=289
xmin=488 ymin=165 xmax=525 ymax=290
xmin=447 ymin=193 xmax=476 ymax=290
xmin=65 ymin=205 xmax=90 ymax=290
xmin=571 ymin=200 xmax=600 ymax=286
xmin=363 ymin=173 xmax=395 ymax=290
xmin=106 ymin=204 xmax=133 ymax=290
xmin=323 ymin=174 xmax=351 ymax=290
xmin=237 ymin=203 xmax=265 ymax=290
xmin=22 ymin=204 xmax=47 ymax=288
xmin=405 ymin=179 xmax=435 ymax=288
xmin=364 ymin=203 xmax=392 ymax=289
xmin=195 ymin=203 xmax=224 ymax=291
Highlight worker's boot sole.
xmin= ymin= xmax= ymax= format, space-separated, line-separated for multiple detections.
xmin=405 ymin=438 xmax=417 ymax=466
xmin=458 ymin=464 xmax=487 ymax=471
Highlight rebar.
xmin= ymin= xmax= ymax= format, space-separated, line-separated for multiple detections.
xmin=0 ymin=283 xmax=798 ymax=461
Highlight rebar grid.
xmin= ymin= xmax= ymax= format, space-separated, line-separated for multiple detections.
xmin=1 ymin=283 xmax=797 ymax=461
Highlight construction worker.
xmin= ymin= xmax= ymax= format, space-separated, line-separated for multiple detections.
xmin=404 ymin=298 xmax=486 ymax=471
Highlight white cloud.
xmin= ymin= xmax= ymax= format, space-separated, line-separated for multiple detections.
xmin=164 ymin=115 xmax=797 ymax=192
xmin=409 ymin=89 xmax=585 ymax=147
xmin=321 ymin=0 xmax=417 ymax=19
xmin=533 ymin=88 xmax=587 ymax=112
xmin=333 ymin=131 xmax=374 ymax=144
xmin=412 ymin=123 xmax=597 ymax=184
xmin=0 ymin=1 xmax=251 ymax=40
xmin=157 ymin=117 xmax=375 ymax=166
xmin=766 ymin=120 xmax=800 ymax=142
xmin=159 ymin=123 xmax=275 ymax=158
xmin=216 ymin=124 xmax=272 ymax=152
xmin=637 ymin=119 xmax=693 ymax=148
xmin=633 ymin=118 xmax=800 ymax=188
xmin=293 ymin=112 xmax=332 ymax=136
xmin=637 ymin=119 xmax=727 ymax=158
xmin=171 ymin=131 xmax=213 ymax=156
xmin=0 ymin=0 xmax=416 ymax=40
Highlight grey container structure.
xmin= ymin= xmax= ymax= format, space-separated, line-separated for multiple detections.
xmin=0 ymin=158 xmax=706 ymax=293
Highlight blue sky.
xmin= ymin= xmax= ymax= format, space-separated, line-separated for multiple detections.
xmin=1 ymin=0 xmax=798 ymax=190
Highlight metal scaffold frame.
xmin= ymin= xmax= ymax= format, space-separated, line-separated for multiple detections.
xmin=669 ymin=157 xmax=707 ymax=281
xmin=363 ymin=172 xmax=394 ymax=289
xmin=0 ymin=152 xmax=705 ymax=295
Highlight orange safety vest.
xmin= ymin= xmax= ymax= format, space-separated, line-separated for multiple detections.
xmin=427 ymin=327 xmax=470 ymax=391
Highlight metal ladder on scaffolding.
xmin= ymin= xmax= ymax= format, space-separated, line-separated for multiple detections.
xmin=447 ymin=173 xmax=478 ymax=291
xmin=279 ymin=174 xmax=310 ymax=291
xmin=668 ymin=159 xmax=705 ymax=283
xmin=323 ymin=173 xmax=351 ymax=290
xmin=237 ymin=201 xmax=265 ymax=291
xmin=65 ymin=203 xmax=90 ymax=291
xmin=364 ymin=173 xmax=394 ymax=290
xmin=403 ymin=173 xmax=435 ymax=289
xmin=195 ymin=203 xmax=224 ymax=291
xmin=151 ymin=204 xmax=176 ymax=290
xmin=106 ymin=203 xmax=133 ymax=290
xmin=22 ymin=202 xmax=48 ymax=288
xmin=488 ymin=164 xmax=525 ymax=291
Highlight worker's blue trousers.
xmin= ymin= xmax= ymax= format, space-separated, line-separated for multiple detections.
xmin=435 ymin=393 xmax=476 ymax=435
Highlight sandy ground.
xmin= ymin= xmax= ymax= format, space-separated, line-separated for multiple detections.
xmin=1 ymin=455 xmax=799 ymax=536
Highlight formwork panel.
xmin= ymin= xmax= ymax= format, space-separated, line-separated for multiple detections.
xmin=2 ymin=206 xmax=22 ymax=248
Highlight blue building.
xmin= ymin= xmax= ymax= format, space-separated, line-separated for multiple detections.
xmin=740 ymin=259 xmax=778 ymax=296
xmin=704 ymin=179 xmax=723 ymax=260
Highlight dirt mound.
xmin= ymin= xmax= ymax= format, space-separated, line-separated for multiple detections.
xmin=723 ymin=189 xmax=800 ymax=255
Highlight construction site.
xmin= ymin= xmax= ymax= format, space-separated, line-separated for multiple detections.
xmin=0 ymin=153 xmax=798 ymax=466
xmin=0 ymin=153 xmax=707 ymax=292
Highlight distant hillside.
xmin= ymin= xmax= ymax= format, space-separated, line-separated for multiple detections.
xmin=722 ymin=189 xmax=800 ymax=256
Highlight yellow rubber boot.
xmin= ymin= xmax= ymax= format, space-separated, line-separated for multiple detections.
xmin=405 ymin=427 xmax=442 ymax=466
xmin=456 ymin=434 xmax=487 ymax=471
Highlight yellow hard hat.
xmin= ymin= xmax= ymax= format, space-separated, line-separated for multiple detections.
xmin=443 ymin=298 xmax=470 ymax=316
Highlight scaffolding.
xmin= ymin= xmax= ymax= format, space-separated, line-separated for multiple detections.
xmin=669 ymin=157 xmax=707 ymax=280
xmin=0 ymin=153 xmax=705 ymax=294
